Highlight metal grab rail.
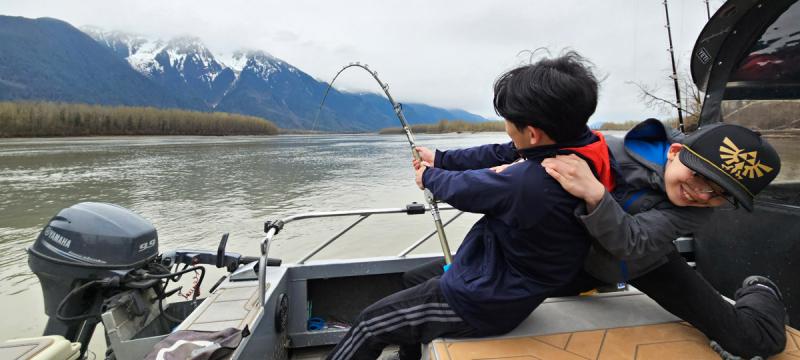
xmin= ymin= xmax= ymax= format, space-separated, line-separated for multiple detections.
xmin=257 ymin=204 xmax=460 ymax=306
xmin=398 ymin=211 xmax=465 ymax=257
xmin=258 ymin=230 xmax=275 ymax=307
xmin=297 ymin=215 xmax=369 ymax=264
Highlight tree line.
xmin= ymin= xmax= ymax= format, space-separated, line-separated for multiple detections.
xmin=0 ymin=101 xmax=279 ymax=137
xmin=380 ymin=119 xmax=674 ymax=134
xmin=379 ymin=120 xmax=505 ymax=134
xmin=593 ymin=118 xmax=684 ymax=131
xmin=592 ymin=120 xmax=644 ymax=131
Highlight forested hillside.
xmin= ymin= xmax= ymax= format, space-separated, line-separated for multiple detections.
xmin=0 ymin=102 xmax=278 ymax=137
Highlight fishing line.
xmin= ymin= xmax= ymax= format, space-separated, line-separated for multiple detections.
xmin=313 ymin=63 xmax=453 ymax=264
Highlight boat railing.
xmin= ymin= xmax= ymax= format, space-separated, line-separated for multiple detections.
xmin=257 ymin=204 xmax=462 ymax=306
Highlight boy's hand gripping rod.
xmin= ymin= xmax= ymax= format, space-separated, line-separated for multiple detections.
xmin=316 ymin=63 xmax=453 ymax=264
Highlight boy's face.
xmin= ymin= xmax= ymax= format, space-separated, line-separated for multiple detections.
xmin=504 ymin=120 xmax=555 ymax=149
xmin=505 ymin=120 xmax=530 ymax=150
xmin=663 ymin=143 xmax=732 ymax=208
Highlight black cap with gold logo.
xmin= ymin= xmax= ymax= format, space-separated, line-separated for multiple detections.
xmin=679 ymin=123 xmax=781 ymax=211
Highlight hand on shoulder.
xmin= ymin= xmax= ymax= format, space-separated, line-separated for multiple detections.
xmin=541 ymin=154 xmax=606 ymax=210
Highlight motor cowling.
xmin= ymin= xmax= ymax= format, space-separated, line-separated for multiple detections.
xmin=30 ymin=202 xmax=158 ymax=269
xmin=27 ymin=202 xmax=159 ymax=344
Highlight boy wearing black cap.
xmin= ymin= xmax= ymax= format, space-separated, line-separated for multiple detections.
xmin=411 ymin=119 xmax=786 ymax=358
xmin=540 ymin=119 xmax=787 ymax=358
xmin=410 ymin=119 xmax=786 ymax=356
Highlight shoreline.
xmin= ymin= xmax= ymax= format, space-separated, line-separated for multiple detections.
xmin=5 ymin=128 xmax=797 ymax=139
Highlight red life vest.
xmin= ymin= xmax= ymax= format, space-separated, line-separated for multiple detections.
xmin=564 ymin=131 xmax=615 ymax=191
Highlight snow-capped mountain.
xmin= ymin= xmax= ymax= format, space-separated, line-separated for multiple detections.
xmin=216 ymin=51 xmax=249 ymax=74
xmin=0 ymin=18 xmax=193 ymax=109
xmin=84 ymin=29 xmax=234 ymax=108
xmin=3 ymin=18 xmax=486 ymax=131
xmin=82 ymin=29 xmax=487 ymax=130
xmin=80 ymin=28 xmax=487 ymax=130
xmin=219 ymin=50 xmax=282 ymax=77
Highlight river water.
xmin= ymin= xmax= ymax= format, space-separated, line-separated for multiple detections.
xmin=2 ymin=131 xmax=797 ymax=349
xmin=0 ymin=133 xmax=510 ymax=344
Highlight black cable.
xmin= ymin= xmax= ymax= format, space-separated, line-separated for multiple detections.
xmin=156 ymin=270 xmax=183 ymax=324
xmin=209 ymin=275 xmax=227 ymax=294
xmin=148 ymin=265 xmax=205 ymax=324
xmin=56 ymin=263 xmax=204 ymax=324
xmin=147 ymin=262 xmax=171 ymax=275
xmin=56 ymin=278 xmax=116 ymax=322
xmin=141 ymin=265 xmax=204 ymax=280
xmin=140 ymin=261 xmax=183 ymax=323
xmin=158 ymin=287 xmax=183 ymax=324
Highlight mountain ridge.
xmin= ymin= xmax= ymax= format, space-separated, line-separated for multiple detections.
xmin=80 ymin=24 xmax=487 ymax=131
xmin=0 ymin=16 xmax=486 ymax=132
xmin=0 ymin=16 xmax=195 ymax=109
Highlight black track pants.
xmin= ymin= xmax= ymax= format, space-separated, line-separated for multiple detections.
xmin=401 ymin=259 xmax=446 ymax=288
xmin=325 ymin=277 xmax=479 ymax=360
xmin=631 ymin=251 xmax=786 ymax=358
xmin=558 ymin=251 xmax=787 ymax=358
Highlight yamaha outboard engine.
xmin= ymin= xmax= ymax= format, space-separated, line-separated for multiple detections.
xmin=28 ymin=202 xmax=159 ymax=355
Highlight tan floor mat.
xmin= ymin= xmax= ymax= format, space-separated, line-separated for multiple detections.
xmin=429 ymin=323 xmax=800 ymax=359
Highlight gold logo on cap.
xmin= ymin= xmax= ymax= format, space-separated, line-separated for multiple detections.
xmin=719 ymin=137 xmax=773 ymax=179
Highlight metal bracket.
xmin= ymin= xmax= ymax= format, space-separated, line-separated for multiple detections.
xmin=264 ymin=220 xmax=285 ymax=235
xmin=405 ymin=202 xmax=426 ymax=215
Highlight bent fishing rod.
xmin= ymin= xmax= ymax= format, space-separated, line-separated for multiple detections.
xmin=315 ymin=62 xmax=453 ymax=264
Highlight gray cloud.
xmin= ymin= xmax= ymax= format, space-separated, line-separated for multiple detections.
xmin=2 ymin=0 xmax=723 ymax=122
xmin=273 ymin=30 xmax=300 ymax=43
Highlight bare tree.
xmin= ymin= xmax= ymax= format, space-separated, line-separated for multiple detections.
xmin=628 ymin=69 xmax=703 ymax=132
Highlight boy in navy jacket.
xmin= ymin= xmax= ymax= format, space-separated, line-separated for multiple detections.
xmin=326 ymin=52 xmax=614 ymax=360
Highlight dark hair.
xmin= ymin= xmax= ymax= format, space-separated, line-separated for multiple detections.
xmin=493 ymin=51 xmax=598 ymax=142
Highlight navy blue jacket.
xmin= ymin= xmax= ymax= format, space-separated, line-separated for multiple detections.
xmin=423 ymin=130 xmax=600 ymax=335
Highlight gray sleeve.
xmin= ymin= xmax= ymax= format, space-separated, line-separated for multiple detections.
xmin=577 ymin=191 xmax=712 ymax=260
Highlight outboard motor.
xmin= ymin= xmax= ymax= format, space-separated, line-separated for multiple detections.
xmin=27 ymin=202 xmax=270 ymax=358
xmin=28 ymin=202 xmax=159 ymax=356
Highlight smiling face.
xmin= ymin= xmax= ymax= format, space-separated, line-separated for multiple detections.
xmin=663 ymin=143 xmax=732 ymax=208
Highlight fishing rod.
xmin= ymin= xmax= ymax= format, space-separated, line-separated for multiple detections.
xmin=315 ymin=62 xmax=453 ymax=265
xmin=662 ymin=0 xmax=686 ymax=133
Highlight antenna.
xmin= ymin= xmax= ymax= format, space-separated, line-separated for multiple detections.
xmin=704 ymin=0 xmax=711 ymax=19
xmin=663 ymin=0 xmax=685 ymax=132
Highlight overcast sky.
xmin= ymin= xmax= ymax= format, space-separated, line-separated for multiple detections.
xmin=3 ymin=0 xmax=723 ymax=123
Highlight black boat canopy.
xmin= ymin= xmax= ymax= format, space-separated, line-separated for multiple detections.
xmin=691 ymin=0 xmax=800 ymax=125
